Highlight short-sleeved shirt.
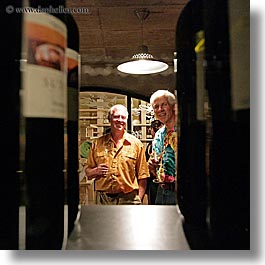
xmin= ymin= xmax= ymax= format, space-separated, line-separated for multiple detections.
xmin=152 ymin=126 xmax=177 ymax=182
xmin=86 ymin=132 xmax=149 ymax=194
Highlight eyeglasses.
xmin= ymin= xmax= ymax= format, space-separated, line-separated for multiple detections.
xmin=112 ymin=114 xmax=127 ymax=121
xmin=152 ymin=102 xmax=169 ymax=111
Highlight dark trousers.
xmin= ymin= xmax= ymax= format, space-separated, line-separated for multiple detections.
xmin=155 ymin=185 xmax=177 ymax=205
xmin=147 ymin=180 xmax=158 ymax=205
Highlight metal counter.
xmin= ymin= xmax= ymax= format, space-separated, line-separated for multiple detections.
xmin=66 ymin=205 xmax=190 ymax=250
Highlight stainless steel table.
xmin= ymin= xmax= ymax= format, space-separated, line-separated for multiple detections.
xmin=66 ymin=205 xmax=190 ymax=250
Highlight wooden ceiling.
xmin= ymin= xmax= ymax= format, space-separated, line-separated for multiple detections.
xmin=66 ymin=0 xmax=189 ymax=98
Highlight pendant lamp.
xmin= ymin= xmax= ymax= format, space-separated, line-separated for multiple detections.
xmin=117 ymin=9 xmax=169 ymax=75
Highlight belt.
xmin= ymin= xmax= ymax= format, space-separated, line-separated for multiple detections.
xmin=161 ymin=182 xmax=175 ymax=191
xmin=105 ymin=189 xmax=137 ymax=198
xmin=106 ymin=193 xmax=120 ymax=198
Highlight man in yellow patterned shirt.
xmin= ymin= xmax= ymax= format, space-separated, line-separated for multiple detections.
xmin=85 ymin=104 xmax=149 ymax=205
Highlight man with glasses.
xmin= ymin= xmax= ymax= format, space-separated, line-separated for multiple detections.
xmin=148 ymin=90 xmax=178 ymax=205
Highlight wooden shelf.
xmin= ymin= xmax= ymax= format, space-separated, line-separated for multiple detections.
xmin=80 ymin=116 xmax=98 ymax=119
xmin=80 ymin=108 xmax=109 ymax=112
xmin=133 ymin=124 xmax=151 ymax=126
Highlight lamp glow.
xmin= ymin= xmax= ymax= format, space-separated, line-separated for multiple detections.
xmin=117 ymin=45 xmax=169 ymax=75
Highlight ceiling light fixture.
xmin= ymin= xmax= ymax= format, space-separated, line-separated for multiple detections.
xmin=117 ymin=9 xmax=169 ymax=75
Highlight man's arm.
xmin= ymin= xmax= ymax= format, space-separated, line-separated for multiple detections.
xmin=85 ymin=164 xmax=108 ymax=180
xmin=136 ymin=144 xmax=150 ymax=200
xmin=138 ymin=178 xmax=147 ymax=201
xmin=85 ymin=140 xmax=108 ymax=180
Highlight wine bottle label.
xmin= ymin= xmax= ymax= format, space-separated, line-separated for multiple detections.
xmin=21 ymin=12 xmax=67 ymax=118
xmin=66 ymin=48 xmax=79 ymax=122
xmin=228 ymin=0 xmax=250 ymax=111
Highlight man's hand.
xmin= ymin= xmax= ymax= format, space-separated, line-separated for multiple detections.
xmin=148 ymin=158 xmax=158 ymax=177
xmin=96 ymin=163 xmax=109 ymax=179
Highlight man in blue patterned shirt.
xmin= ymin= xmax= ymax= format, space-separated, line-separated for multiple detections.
xmin=148 ymin=90 xmax=177 ymax=205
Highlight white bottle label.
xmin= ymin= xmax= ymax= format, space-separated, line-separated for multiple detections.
xmin=228 ymin=0 xmax=250 ymax=110
xmin=21 ymin=12 xmax=67 ymax=119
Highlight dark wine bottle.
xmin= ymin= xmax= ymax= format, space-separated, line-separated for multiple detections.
xmin=21 ymin=0 xmax=67 ymax=249
xmin=204 ymin=0 xmax=250 ymax=249
xmin=0 ymin=0 xmax=22 ymax=249
xmin=65 ymin=13 xmax=80 ymax=236
xmin=176 ymin=0 xmax=249 ymax=250
xmin=175 ymin=0 xmax=209 ymax=249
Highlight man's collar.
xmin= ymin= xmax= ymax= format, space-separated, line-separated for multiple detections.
xmin=123 ymin=131 xmax=132 ymax=145
xmin=105 ymin=131 xmax=132 ymax=145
